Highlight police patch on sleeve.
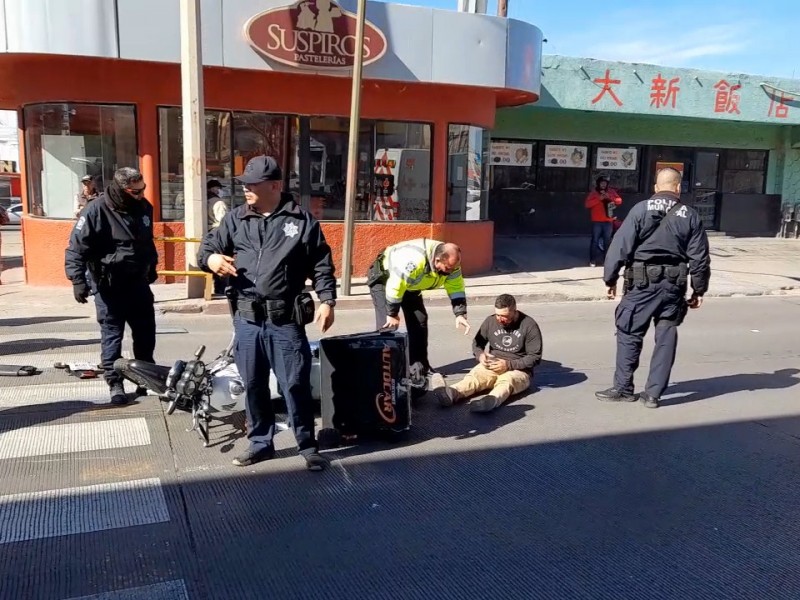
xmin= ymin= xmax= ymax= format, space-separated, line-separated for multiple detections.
xmin=405 ymin=261 xmax=416 ymax=274
xmin=143 ymin=216 xmax=151 ymax=227
xmin=75 ymin=216 xmax=86 ymax=231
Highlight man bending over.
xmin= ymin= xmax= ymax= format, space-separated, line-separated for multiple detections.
xmin=431 ymin=294 xmax=542 ymax=413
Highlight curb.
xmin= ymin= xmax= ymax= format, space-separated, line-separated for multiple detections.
xmin=156 ymin=286 xmax=800 ymax=315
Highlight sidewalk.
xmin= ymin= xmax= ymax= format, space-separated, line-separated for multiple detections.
xmin=1 ymin=232 xmax=799 ymax=318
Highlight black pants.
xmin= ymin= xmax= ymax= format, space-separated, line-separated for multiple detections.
xmin=94 ymin=283 xmax=156 ymax=387
xmin=233 ymin=315 xmax=317 ymax=455
xmin=613 ymin=277 xmax=688 ymax=399
xmin=369 ymin=284 xmax=429 ymax=372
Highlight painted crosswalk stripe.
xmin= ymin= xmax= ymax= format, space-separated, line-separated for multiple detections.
xmin=64 ymin=579 xmax=189 ymax=600
xmin=0 ymin=477 xmax=170 ymax=544
xmin=0 ymin=418 xmax=150 ymax=460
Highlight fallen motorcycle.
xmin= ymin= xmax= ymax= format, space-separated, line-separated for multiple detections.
xmin=113 ymin=332 xmax=321 ymax=447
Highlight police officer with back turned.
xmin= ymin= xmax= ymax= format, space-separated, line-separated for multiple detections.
xmin=65 ymin=167 xmax=158 ymax=406
xmin=595 ymin=167 xmax=711 ymax=409
xmin=198 ymin=155 xmax=336 ymax=471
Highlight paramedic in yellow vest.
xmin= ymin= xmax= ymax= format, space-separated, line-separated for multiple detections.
xmin=366 ymin=238 xmax=471 ymax=377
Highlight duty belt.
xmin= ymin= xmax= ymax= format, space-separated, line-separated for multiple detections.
xmin=624 ymin=262 xmax=688 ymax=290
xmin=236 ymin=298 xmax=292 ymax=324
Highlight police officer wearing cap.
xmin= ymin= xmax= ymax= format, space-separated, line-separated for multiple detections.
xmin=596 ymin=167 xmax=711 ymax=409
xmin=198 ymin=155 xmax=336 ymax=471
xmin=65 ymin=167 xmax=158 ymax=406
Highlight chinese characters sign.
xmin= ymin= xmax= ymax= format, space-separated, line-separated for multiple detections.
xmin=585 ymin=66 xmax=793 ymax=120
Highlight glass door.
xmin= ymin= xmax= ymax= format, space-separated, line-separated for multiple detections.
xmin=692 ymin=150 xmax=720 ymax=230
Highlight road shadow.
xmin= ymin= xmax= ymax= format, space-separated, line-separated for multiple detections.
xmin=7 ymin=415 xmax=800 ymax=599
xmin=662 ymin=368 xmax=800 ymax=406
xmin=438 ymin=358 xmax=588 ymax=391
xmin=0 ymin=338 xmax=100 ymax=356
xmin=0 ymin=316 xmax=87 ymax=328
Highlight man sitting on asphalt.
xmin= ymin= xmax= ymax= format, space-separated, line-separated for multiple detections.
xmin=430 ymin=294 xmax=542 ymax=413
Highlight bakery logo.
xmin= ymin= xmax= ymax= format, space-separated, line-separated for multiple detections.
xmin=245 ymin=0 xmax=388 ymax=70
xmin=375 ymin=344 xmax=397 ymax=424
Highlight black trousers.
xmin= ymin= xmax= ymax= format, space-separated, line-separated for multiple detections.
xmin=94 ymin=282 xmax=156 ymax=387
xmin=369 ymin=284 xmax=430 ymax=372
xmin=233 ymin=315 xmax=317 ymax=455
xmin=613 ymin=277 xmax=688 ymax=399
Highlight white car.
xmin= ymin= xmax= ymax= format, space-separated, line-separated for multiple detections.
xmin=3 ymin=203 xmax=21 ymax=225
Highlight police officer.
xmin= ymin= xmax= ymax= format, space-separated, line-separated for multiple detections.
xmin=596 ymin=167 xmax=711 ymax=409
xmin=198 ymin=155 xmax=336 ymax=471
xmin=65 ymin=167 xmax=158 ymax=406
xmin=366 ymin=238 xmax=471 ymax=386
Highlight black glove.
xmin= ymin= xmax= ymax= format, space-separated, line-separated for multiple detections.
xmin=148 ymin=265 xmax=158 ymax=284
xmin=73 ymin=282 xmax=90 ymax=304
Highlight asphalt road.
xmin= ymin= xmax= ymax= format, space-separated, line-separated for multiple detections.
xmin=1 ymin=297 xmax=799 ymax=600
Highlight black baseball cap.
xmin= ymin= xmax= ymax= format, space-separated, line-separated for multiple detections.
xmin=235 ymin=156 xmax=282 ymax=185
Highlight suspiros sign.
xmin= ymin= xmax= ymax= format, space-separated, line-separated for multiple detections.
xmin=245 ymin=0 xmax=388 ymax=69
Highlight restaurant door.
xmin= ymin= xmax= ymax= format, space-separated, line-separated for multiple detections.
xmin=691 ymin=150 xmax=720 ymax=230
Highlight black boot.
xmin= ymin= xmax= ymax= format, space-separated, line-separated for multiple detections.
xmin=595 ymin=388 xmax=636 ymax=403
xmin=638 ymin=392 xmax=660 ymax=409
xmin=109 ymin=382 xmax=130 ymax=406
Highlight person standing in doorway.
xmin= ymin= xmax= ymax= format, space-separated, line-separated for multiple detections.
xmin=585 ymin=176 xmax=622 ymax=266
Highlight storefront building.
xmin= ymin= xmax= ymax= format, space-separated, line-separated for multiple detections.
xmin=490 ymin=55 xmax=800 ymax=237
xmin=0 ymin=0 xmax=543 ymax=285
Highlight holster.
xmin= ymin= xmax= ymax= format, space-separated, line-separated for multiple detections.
xmin=632 ymin=262 xmax=647 ymax=288
xmin=366 ymin=251 xmax=388 ymax=287
xmin=293 ymin=292 xmax=315 ymax=326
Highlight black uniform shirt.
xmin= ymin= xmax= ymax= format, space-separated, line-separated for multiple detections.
xmin=197 ymin=194 xmax=336 ymax=303
xmin=604 ymin=191 xmax=711 ymax=296
xmin=64 ymin=189 xmax=158 ymax=287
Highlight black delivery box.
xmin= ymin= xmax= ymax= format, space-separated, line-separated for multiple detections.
xmin=318 ymin=331 xmax=412 ymax=442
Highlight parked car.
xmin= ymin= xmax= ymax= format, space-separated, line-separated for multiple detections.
xmin=3 ymin=203 xmax=21 ymax=225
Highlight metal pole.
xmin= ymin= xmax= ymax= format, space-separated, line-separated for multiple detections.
xmin=179 ymin=0 xmax=207 ymax=299
xmin=498 ymin=0 xmax=508 ymax=17
xmin=340 ymin=0 xmax=368 ymax=297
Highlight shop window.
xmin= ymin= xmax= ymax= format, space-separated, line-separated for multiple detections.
xmin=23 ymin=103 xmax=137 ymax=219
xmin=373 ymin=121 xmax=432 ymax=221
xmin=158 ymin=107 xmax=231 ymax=221
xmin=446 ymin=124 xmax=490 ymax=221
xmin=721 ymin=150 xmax=767 ymax=194
xmin=291 ymin=116 xmax=373 ymax=221
xmin=233 ymin=112 xmax=292 ymax=209
xmin=288 ymin=118 xmax=431 ymax=222
xmin=591 ymin=145 xmax=641 ymax=193
xmin=489 ymin=140 xmax=537 ymax=190
xmin=536 ymin=142 xmax=590 ymax=193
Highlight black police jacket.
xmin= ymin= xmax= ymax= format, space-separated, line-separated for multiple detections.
xmin=197 ymin=194 xmax=336 ymax=303
xmin=604 ymin=191 xmax=711 ymax=295
xmin=64 ymin=187 xmax=158 ymax=288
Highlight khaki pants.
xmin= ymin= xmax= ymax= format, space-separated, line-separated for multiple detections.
xmin=451 ymin=364 xmax=531 ymax=405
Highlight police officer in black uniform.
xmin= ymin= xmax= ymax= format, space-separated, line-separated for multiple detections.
xmin=65 ymin=167 xmax=158 ymax=406
xmin=198 ymin=156 xmax=336 ymax=471
xmin=595 ymin=167 xmax=711 ymax=409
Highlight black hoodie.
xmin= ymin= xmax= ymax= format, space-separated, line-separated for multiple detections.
xmin=65 ymin=183 xmax=158 ymax=288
